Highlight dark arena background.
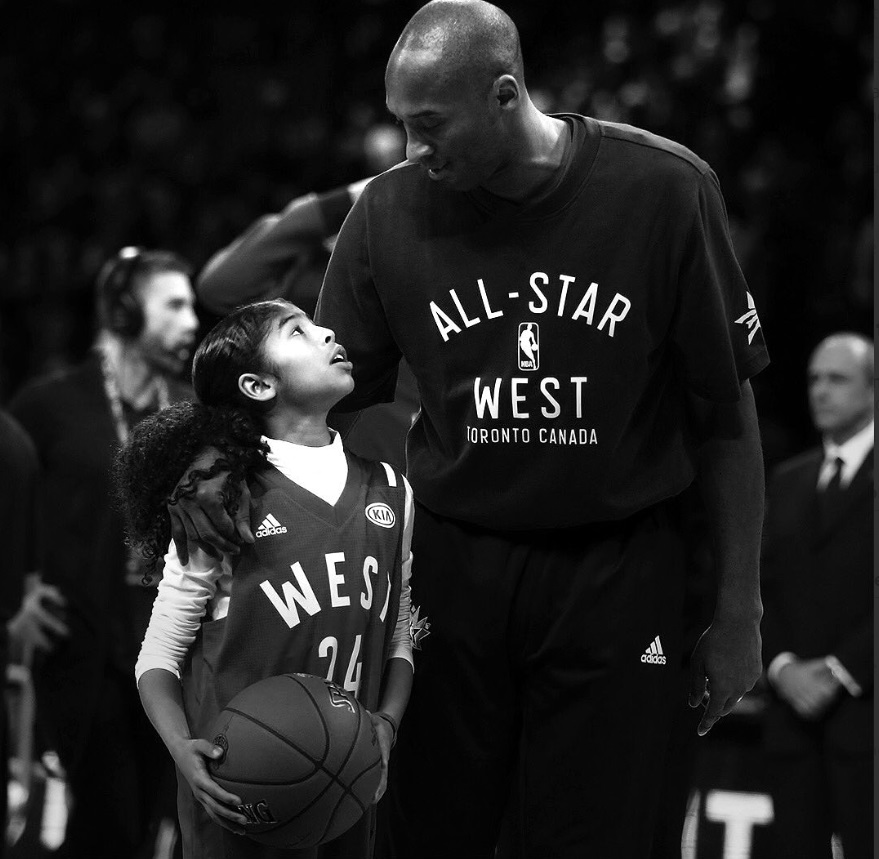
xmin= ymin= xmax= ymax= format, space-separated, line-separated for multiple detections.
xmin=0 ymin=1 xmax=872 ymax=858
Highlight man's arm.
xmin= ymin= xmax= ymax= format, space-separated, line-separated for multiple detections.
xmin=768 ymin=618 xmax=872 ymax=719
xmin=7 ymin=573 xmax=69 ymax=655
xmin=687 ymin=380 xmax=764 ymax=735
xmin=197 ymin=180 xmax=373 ymax=315
xmin=828 ymin=619 xmax=872 ymax=694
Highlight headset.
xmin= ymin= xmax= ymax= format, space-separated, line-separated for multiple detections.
xmin=95 ymin=246 xmax=146 ymax=338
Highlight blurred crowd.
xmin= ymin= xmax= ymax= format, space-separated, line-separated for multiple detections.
xmin=0 ymin=0 xmax=872 ymax=461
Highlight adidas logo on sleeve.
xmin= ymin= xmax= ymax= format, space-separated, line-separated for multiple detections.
xmin=640 ymin=636 xmax=666 ymax=665
xmin=255 ymin=513 xmax=287 ymax=538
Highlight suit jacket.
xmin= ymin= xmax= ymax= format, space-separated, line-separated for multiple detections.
xmin=761 ymin=445 xmax=873 ymax=754
xmin=9 ymin=355 xmax=192 ymax=773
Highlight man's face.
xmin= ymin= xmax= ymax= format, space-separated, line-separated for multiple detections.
xmin=386 ymin=50 xmax=507 ymax=192
xmin=807 ymin=340 xmax=874 ymax=443
xmin=259 ymin=307 xmax=354 ymax=411
xmin=136 ymin=271 xmax=199 ymax=376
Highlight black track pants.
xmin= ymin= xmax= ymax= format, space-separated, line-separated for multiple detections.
xmin=376 ymin=499 xmax=688 ymax=859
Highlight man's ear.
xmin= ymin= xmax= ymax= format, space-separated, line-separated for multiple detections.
xmin=238 ymin=372 xmax=277 ymax=404
xmin=495 ymin=74 xmax=519 ymax=109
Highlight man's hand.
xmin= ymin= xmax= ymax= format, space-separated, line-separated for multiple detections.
xmin=688 ymin=613 xmax=762 ymax=736
xmin=774 ymin=658 xmax=840 ymax=719
xmin=8 ymin=582 xmax=69 ymax=654
xmin=167 ymin=447 xmax=253 ymax=565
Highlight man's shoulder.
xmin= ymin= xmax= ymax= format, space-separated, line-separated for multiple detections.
xmin=593 ymin=119 xmax=711 ymax=177
xmin=10 ymin=358 xmax=97 ymax=409
xmin=361 ymin=160 xmax=425 ymax=204
xmin=771 ymin=447 xmax=822 ymax=484
xmin=0 ymin=409 xmax=37 ymax=460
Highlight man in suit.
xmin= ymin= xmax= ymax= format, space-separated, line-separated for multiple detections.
xmin=761 ymin=331 xmax=873 ymax=859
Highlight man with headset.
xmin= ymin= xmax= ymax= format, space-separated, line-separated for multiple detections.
xmin=9 ymin=247 xmax=198 ymax=859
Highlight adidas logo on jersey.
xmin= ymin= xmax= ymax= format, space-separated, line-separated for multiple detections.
xmin=641 ymin=636 xmax=667 ymax=665
xmin=255 ymin=513 xmax=287 ymax=538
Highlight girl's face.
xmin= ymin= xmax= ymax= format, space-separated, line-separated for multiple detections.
xmin=258 ymin=307 xmax=355 ymax=410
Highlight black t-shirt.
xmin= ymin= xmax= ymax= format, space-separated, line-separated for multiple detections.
xmin=317 ymin=115 xmax=769 ymax=529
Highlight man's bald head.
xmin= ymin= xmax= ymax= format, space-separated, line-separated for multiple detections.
xmin=811 ymin=332 xmax=874 ymax=383
xmin=807 ymin=332 xmax=874 ymax=444
xmin=388 ymin=0 xmax=523 ymax=93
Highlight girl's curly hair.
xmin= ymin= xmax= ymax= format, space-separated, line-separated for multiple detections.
xmin=114 ymin=401 xmax=269 ymax=570
xmin=114 ymin=299 xmax=298 ymax=571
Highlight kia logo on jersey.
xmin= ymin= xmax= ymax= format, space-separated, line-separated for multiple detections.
xmin=518 ymin=322 xmax=539 ymax=371
xmin=365 ymin=503 xmax=396 ymax=528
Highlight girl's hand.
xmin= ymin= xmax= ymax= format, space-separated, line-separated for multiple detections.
xmin=170 ymin=737 xmax=250 ymax=834
xmin=368 ymin=712 xmax=397 ymax=804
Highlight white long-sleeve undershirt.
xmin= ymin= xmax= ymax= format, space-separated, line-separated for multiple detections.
xmin=135 ymin=432 xmax=414 ymax=684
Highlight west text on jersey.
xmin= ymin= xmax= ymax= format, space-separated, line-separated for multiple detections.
xmin=429 ymin=272 xmax=632 ymax=342
xmin=259 ymin=553 xmax=391 ymax=629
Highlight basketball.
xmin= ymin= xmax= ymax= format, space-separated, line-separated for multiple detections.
xmin=207 ymin=673 xmax=382 ymax=849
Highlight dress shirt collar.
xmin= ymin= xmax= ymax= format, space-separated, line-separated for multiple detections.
xmin=820 ymin=420 xmax=874 ymax=488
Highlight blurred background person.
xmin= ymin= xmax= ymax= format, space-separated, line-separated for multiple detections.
xmin=0 ymin=408 xmax=39 ymax=858
xmin=760 ymin=332 xmax=873 ymax=859
xmin=196 ymin=178 xmax=375 ymax=317
xmin=7 ymin=248 xmax=198 ymax=859
xmin=196 ymin=167 xmax=418 ymax=472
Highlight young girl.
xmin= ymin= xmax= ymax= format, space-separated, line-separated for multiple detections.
xmin=116 ymin=299 xmax=414 ymax=859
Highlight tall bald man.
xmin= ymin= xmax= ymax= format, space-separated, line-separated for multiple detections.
xmin=761 ymin=333 xmax=873 ymax=859
xmin=171 ymin=2 xmax=769 ymax=855
xmin=318 ymin=3 xmax=769 ymax=855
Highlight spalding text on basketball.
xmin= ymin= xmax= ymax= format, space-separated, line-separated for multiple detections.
xmin=239 ymin=800 xmax=277 ymax=825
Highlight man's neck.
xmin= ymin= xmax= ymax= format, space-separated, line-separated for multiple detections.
xmin=97 ymin=332 xmax=163 ymax=409
xmin=481 ymin=109 xmax=569 ymax=203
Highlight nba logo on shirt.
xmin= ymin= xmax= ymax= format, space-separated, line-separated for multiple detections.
xmin=518 ymin=323 xmax=539 ymax=371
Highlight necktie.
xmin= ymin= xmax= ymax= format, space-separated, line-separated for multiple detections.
xmin=818 ymin=456 xmax=844 ymax=523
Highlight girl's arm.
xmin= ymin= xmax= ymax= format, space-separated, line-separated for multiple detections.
xmin=138 ymin=668 xmax=249 ymax=833
xmin=135 ymin=544 xmax=247 ymax=832
xmin=370 ymin=475 xmax=416 ymax=803
xmin=370 ymin=657 xmax=414 ymax=804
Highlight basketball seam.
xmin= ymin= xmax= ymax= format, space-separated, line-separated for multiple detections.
xmin=314 ymin=693 xmax=372 ymax=844
xmin=223 ymin=706 xmax=330 ymax=776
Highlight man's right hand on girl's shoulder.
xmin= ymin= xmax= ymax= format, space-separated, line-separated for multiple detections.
xmin=167 ymin=446 xmax=254 ymax=565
